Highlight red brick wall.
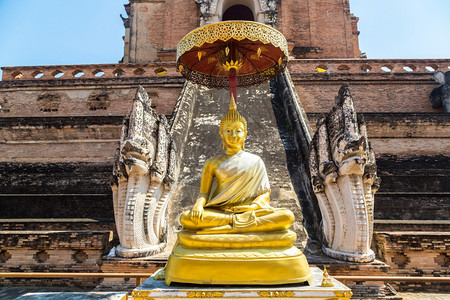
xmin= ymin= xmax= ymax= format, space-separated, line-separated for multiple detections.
xmin=295 ymin=81 xmax=439 ymax=113
xmin=278 ymin=0 xmax=358 ymax=58
xmin=127 ymin=0 xmax=198 ymax=62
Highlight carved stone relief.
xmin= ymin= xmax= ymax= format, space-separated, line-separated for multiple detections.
xmin=195 ymin=0 xmax=280 ymax=26
xmin=37 ymin=93 xmax=61 ymax=112
xmin=87 ymin=92 xmax=110 ymax=111
xmin=111 ymin=86 xmax=177 ymax=258
xmin=309 ymin=84 xmax=380 ymax=262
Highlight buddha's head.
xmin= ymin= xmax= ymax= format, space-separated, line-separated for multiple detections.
xmin=219 ymin=95 xmax=247 ymax=151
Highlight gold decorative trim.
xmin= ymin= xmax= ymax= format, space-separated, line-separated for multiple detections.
xmin=257 ymin=291 xmax=295 ymax=297
xmin=131 ymin=290 xmax=154 ymax=299
xmin=178 ymin=229 xmax=297 ymax=249
xmin=186 ymin=291 xmax=225 ymax=298
xmin=178 ymin=56 xmax=287 ymax=89
xmin=131 ymin=291 xmax=151 ymax=297
xmin=333 ymin=290 xmax=353 ymax=299
xmin=177 ymin=21 xmax=288 ymax=61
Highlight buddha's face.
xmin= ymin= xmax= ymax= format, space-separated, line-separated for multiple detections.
xmin=221 ymin=121 xmax=246 ymax=150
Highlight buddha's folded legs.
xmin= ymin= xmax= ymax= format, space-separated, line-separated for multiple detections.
xmin=180 ymin=207 xmax=295 ymax=233
xmin=253 ymin=208 xmax=295 ymax=231
xmin=180 ymin=209 xmax=233 ymax=231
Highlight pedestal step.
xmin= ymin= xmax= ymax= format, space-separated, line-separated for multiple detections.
xmin=132 ymin=267 xmax=352 ymax=300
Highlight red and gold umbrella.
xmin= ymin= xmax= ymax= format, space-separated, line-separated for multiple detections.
xmin=177 ymin=21 xmax=289 ymax=100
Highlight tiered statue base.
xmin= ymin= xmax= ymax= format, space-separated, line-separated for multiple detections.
xmin=164 ymin=230 xmax=313 ymax=286
xmin=132 ymin=267 xmax=352 ymax=300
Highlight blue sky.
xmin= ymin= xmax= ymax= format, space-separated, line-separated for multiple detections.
xmin=351 ymin=0 xmax=450 ymax=59
xmin=0 ymin=0 xmax=449 ymax=78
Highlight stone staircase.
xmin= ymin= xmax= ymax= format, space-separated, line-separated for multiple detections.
xmin=369 ymin=154 xmax=450 ymax=292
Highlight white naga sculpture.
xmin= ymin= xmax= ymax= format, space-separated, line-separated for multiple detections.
xmin=309 ymin=85 xmax=380 ymax=263
xmin=111 ymin=86 xmax=177 ymax=258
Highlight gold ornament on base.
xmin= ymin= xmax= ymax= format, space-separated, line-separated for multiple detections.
xmin=321 ymin=267 xmax=335 ymax=287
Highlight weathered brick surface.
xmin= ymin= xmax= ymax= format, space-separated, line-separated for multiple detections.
xmin=95 ymin=258 xmax=165 ymax=291
xmin=0 ymin=219 xmax=116 ymax=232
xmin=309 ymin=256 xmax=395 ymax=298
xmin=295 ymin=79 xmax=439 ymax=113
xmin=309 ymin=113 xmax=450 ymax=156
xmin=374 ymin=231 xmax=450 ymax=292
xmin=0 ymin=230 xmax=113 ymax=288
xmin=374 ymin=220 xmax=450 ymax=232
xmin=123 ymin=0 xmax=358 ymax=62
xmin=374 ymin=154 xmax=450 ymax=220
xmin=0 ymin=76 xmax=183 ymax=118
xmin=0 ymin=162 xmax=112 ymax=195
xmin=376 ymin=232 xmax=449 ymax=253
xmin=279 ymin=0 xmax=358 ymax=58
xmin=0 ymin=195 xmax=114 ymax=219
xmin=124 ymin=0 xmax=198 ymax=62
xmin=0 ymin=231 xmax=112 ymax=250
xmin=0 ymin=162 xmax=114 ymax=219
xmin=0 ymin=116 xmax=122 ymax=141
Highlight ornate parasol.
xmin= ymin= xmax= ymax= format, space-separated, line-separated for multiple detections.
xmin=177 ymin=21 xmax=289 ymax=100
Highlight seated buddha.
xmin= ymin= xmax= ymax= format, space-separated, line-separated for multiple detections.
xmin=164 ymin=96 xmax=312 ymax=286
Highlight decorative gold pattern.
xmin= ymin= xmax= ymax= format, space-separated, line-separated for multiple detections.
xmin=333 ymin=290 xmax=353 ymax=298
xmin=174 ymin=244 xmax=302 ymax=258
xmin=257 ymin=291 xmax=295 ymax=297
xmin=178 ymin=57 xmax=287 ymax=89
xmin=186 ymin=291 xmax=225 ymax=298
xmin=177 ymin=21 xmax=288 ymax=60
xmin=131 ymin=290 xmax=153 ymax=299
xmin=197 ymin=51 xmax=206 ymax=61
xmin=222 ymin=60 xmax=244 ymax=71
xmin=176 ymin=21 xmax=289 ymax=88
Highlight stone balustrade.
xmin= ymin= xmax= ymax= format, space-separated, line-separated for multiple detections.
xmin=1 ymin=63 xmax=180 ymax=81
xmin=288 ymin=58 xmax=450 ymax=75
xmin=2 ymin=59 xmax=450 ymax=82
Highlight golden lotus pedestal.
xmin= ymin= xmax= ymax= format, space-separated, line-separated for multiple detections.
xmin=165 ymin=244 xmax=312 ymax=286
xmin=163 ymin=230 xmax=313 ymax=286
xmin=131 ymin=267 xmax=352 ymax=299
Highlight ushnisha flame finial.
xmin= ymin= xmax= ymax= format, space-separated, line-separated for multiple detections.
xmin=219 ymin=94 xmax=247 ymax=136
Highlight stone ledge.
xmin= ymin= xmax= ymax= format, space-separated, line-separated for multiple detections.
xmin=374 ymin=220 xmax=450 ymax=232
xmin=0 ymin=116 xmax=124 ymax=127
xmin=0 ymin=219 xmax=116 ymax=231
xmin=374 ymin=232 xmax=450 ymax=252
xmin=0 ymin=230 xmax=113 ymax=249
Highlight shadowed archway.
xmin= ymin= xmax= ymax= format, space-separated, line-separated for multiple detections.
xmin=222 ymin=4 xmax=254 ymax=21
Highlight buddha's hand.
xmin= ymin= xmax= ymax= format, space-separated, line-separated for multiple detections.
xmin=225 ymin=204 xmax=258 ymax=213
xmin=191 ymin=199 xmax=205 ymax=224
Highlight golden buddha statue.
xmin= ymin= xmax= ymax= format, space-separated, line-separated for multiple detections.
xmin=164 ymin=96 xmax=312 ymax=286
